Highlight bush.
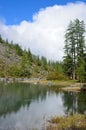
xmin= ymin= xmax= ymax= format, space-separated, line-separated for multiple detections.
xmin=46 ymin=71 xmax=65 ymax=80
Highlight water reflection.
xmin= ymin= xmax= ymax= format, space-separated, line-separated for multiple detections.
xmin=0 ymin=82 xmax=48 ymax=117
xmin=62 ymin=91 xmax=86 ymax=115
xmin=0 ymin=82 xmax=86 ymax=130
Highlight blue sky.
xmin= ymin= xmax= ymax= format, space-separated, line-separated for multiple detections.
xmin=0 ymin=1 xmax=86 ymax=61
xmin=0 ymin=0 xmax=86 ymax=25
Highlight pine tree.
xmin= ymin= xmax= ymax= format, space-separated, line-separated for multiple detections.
xmin=64 ymin=19 xmax=86 ymax=80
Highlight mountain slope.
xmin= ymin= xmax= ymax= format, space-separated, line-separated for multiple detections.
xmin=0 ymin=37 xmax=48 ymax=78
xmin=0 ymin=35 xmax=64 ymax=80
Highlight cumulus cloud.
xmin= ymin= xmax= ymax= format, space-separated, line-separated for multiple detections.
xmin=0 ymin=2 xmax=86 ymax=61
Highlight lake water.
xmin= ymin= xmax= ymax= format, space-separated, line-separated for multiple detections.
xmin=0 ymin=82 xmax=86 ymax=130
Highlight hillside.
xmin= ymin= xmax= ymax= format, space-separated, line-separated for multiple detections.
xmin=0 ymin=35 xmax=64 ymax=79
xmin=0 ymin=40 xmax=44 ymax=78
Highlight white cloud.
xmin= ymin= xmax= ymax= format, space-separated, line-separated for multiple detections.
xmin=0 ymin=2 xmax=86 ymax=61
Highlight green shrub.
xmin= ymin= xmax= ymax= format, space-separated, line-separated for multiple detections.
xmin=46 ymin=71 xmax=65 ymax=80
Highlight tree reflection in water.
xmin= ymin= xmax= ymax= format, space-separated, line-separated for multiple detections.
xmin=0 ymin=82 xmax=48 ymax=117
xmin=62 ymin=91 xmax=86 ymax=115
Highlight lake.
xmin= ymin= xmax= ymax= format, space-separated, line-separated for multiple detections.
xmin=0 ymin=82 xmax=86 ymax=130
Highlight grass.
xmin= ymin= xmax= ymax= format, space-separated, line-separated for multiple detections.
xmin=23 ymin=79 xmax=77 ymax=86
xmin=51 ymin=79 xmax=77 ymax=86
xmin=47 ymin=114 xmax=86 ymax=130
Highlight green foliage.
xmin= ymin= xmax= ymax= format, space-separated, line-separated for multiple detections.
xmin=34 ymin=56 xmax=41 ymax=66
xmin=63 ymin=55 xmax=72 ymax=78
xmin=52 ymin=61 xmax=64 ymax=73
xmin=7 ymin=65 xmax=20 ymax=77
xmin=77 ymin=57 xmax=86 ymax=82
xmin=64 ymin=19 xmax=86 ymax=81
xmin=41 ymin=56 xmax=48 ymax=69
xmin=6 ymin=64 xmax=30 ymax=78
xmin=14 ymin=44 xmax=23 ymax=56
xmin=20 ymin=51 xmax=31 ymax=77
xmin=46 ymin=71 xmax=65 ymax=80
xmin=21 ymin=51 xmax=31 ymax=67
xmin=27 ymin=48 xmax=33 ymax=62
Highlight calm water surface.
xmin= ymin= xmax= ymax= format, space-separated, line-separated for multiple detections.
xmin=0 ymin=82 xmax=86 ymax=130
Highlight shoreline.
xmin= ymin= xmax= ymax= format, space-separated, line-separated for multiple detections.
xmin=22 ymin=79 xmax=84 ymax=92
xmin=0 ymin=77 xmax=85 ymax=92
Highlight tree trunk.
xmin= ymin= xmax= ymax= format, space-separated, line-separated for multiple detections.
xmin=72 ymin=65 xmax=75 ymax=80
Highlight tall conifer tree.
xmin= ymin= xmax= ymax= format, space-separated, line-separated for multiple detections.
xmin=64 ymin=19 xmax=86 ymax=80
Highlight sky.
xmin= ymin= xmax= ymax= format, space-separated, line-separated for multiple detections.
xmin=0 ymin=0 xmax=86 ymax=61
